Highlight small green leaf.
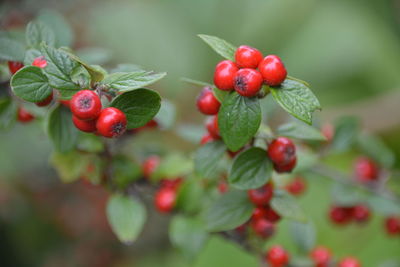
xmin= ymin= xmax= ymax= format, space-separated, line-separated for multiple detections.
xmin=277 ymin=121 xmax=326 ymax=141
xmin=194 ymin=141 xmax=226 ymax=178
xmin=229 ymin=147 xmax=273 ymax=190
xmin=106 ymin=194 xmax=147 ymax=243
xmin=47 ymin=105 xmax=78 ymax=153
xmin=357 ymin=133 xmax=395 ymax=168
xmin=271 ymin=190 xmax=307 ymax=222
xmin=102 ymin=71 xmax=166 ymax=92
xmin=26 ymin=20 xmax=56 ymax=48
xmin=270 ymin=79 xmax=320 ymax=125
xmin=0 ymin=98 xmax=17 ymax=130
xmin=38 ymin=9 xmax=74 ymax=47
xmin=110 ymin=88 xmax=161 ymax=129
xmin=198 ymin=34 xmax=236 ymax=61
xmin=151 ymin=153 xmax=193 ymax=181
xmin=50 ymin=151 xmax=88 ymax=183
xmin=205 ymin=190 xmax=253 ymax=232
xmin=65 ymin=51 xmax=105 ymax=83
xmin=176 ymin=179 xmax=204 ymax=213
xmin=0 ymin=36 xmax=25 ymax=61
xmin=289 ymin=221 xmax=316 ymax=253
xmin=219 ymin=92 xmax=261 ymax=151
xmin=212 ymin=87 xmax=228 ymax=103
xmin=11 ymin=66 xmax=52 ymax=102
xmin=331 ymin=116 xmax=360 ymax=151
xmin=23 ymin=48 xmax=42 ymax=65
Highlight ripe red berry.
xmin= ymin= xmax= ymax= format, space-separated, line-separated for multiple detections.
xmin=214 ymin=60 xmax=238 ymax=91
xmin=258 ymin=55 xmax=287 ymax=86
xmin=154 ymin=187 xmax=176 ymax=213
xmin=200 ymin=133 xmax=215 ymax=145
xmin=354 ymin=157 xmax=379 ymax=182
xmin=251 ymin=218 xmax=275 ymax=238
xmin=338 ymin=257 xmax=361 ymax=267
xmin=385 ymin=216 xmax=400 ymax=235
xmin=268 ymin=137 xmax=296 ymax=166
xmin=206 ymin=115 xmax=220 ymax=139
xmin=353 ymin=205 xmax=370 ymax=223
xmin=285 ymin=177 xmax=306 ymax=196
xmin=36 ymin=92 xmax=53 ymax=107
xmin=274 ymin=156 xmax=297 ymax=173
xmin=248 ymin=183 xmax=274 ymax=206
xmin=266 ymin=245 xmax=289 ymax=267
xmin=142 ymin=156 xmax=160 ymax=178
xmin=234 ymin=68 xmax=263 ymax=97
xmin=218 ymin=181 xmax=228 ymax=193
xmin=8 ymin=61 xmax=24 ymax=74
xmin=252 ymin=206 xmax=268 ymax=220
xmin=72 ymin=115 xmax=97 ymax=133
xmin=321 ymin=123 xmax=334 ymax=142
xmin=17 ymin=107 xmax=34 ymax=123
xmin=235 ymin=45 xmax=263 ymax=69
xmin=32 ymin=56 xmax=47 ymax=68
xmin=329 ymin=206 xmax=353 ymax=225
xmin=310 ymin=246 xmax=331 ymax=267
xmin=196 ymin=86 xmax=220 ymax=115
xmin=96 ymin=107 xmax=127 ymax=138
xmin=264 ymin=205 xmax=281 ymax=223
xmin=70 ymin=90 xmax=102 ymax=120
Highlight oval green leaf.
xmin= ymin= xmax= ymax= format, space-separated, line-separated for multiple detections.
xmin=198 ymin=34 xmax=236 ymax=61
xmin=194 ymin=141 xmax=226 ymax=178
xmin=271 ymin=190 xmax=307 ymax=222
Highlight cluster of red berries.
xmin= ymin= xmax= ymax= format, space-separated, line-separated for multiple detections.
xmin=214 ymin=46 xmax=287 ymax=97
xmin=384 ymin=216 xmax=400 ymax=236
xmin=329 ymin=204 xmax=370 ymax=225
xmin=142 ymin=156 xmax=182 ymax=213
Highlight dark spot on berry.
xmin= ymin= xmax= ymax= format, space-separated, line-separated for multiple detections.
xmin=79 ymin=97 xmax=92 ymax=110
xmin=235 ymin=75 xmax=247 ymax=92
xmin=112 ymin=122 xmax=126 ymax=136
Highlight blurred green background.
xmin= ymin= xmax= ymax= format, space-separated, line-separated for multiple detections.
xmin=1 ymin=0 xmax=400 ymax=266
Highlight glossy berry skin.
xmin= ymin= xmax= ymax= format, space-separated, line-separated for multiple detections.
xmin=32 ymin=56 xmax=47 ymax=68
xmin=8 ymin=61 xmax=24 ymax=74
xmin=248 ymin=183 xmax=274 ymax=206
xmin=96 ymin=107 xmax=127 ymax=138
xmin=268 ymin=137 xmax=296 ymax=166
xmin=264 ymin=205 xmax=281 ymax=223
xmin=251 ymin=218 xmax=275 ymax=238
xmin=234 ymin=68 xmax=263 ymax=97
xmin=329 ymin=206 xmax=353 ymax=225
xmin=154 ymin=187 xmax=176 ymax=213
xmin=353 ymin=205 xmax=370 ymax=223
xmin=235 ymin=45 xmax=263 ymax=69
xmin=266 ymin=245 xmax=289 ymax=267
xmin=36 ymin=92 xmax=53 ymax=107
xmin=70 ymin=90 xmax=102 ymax=120
xmin=252 ymin=206 xmax=268 ymax=220
xmin=258 ymin=55 xmax=287 ymax=86
xmin=196 ymin=86 xmax=220 ymax=115
xmin=354 ymin=157 xmax=379 ymax=182
xmin=142 ymin=156 xmax=160 ymax=178
xmin=206 ymin=115 xmax=220 ymax=138
xmin=200 ymin=133 xmax=215 ymax=145
xmin=17 ymin=107 xmax=34 ymax=123
xmin=285 ymin=177 xmax=306 ymax=196
xmin=385 ymin=216 xmax=400 ymax=235
xmin=338 ymin=257 xmax=361 ymax=267
xmin=274 ymin=156 xmax=297 ymax=173
xmin=310 ymin=246 xmax=331 ymax=267
xmin=72 ymin=115 xmax=97 ymax=133
xmin=214 ymin=60 xmax=238 ymax=91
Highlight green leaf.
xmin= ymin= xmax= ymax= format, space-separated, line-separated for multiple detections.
xmin=331 ymin=117 xmax=360 ymax=151
xmin=102 ymin=71 xmax=166 ymax=92
xmin=229 ymin=147 xmax=272 ymax=190
xmin=289 ymin=221 xmax=316 ymax=253
xmin=0 ymin=36 xmax=25 ymax=61
xmin=357 ymin=133 xmax=395 ymax=168
xmin=219 ymin=92 xmax=261 ymax=151
xmin=367 ymin=195 xmax=400 ymax=216
xmin=26 ymin=20 xmax=56 ymax=48
xmin=151 ymin=153 xmax=193 ymax=181
xmin=270 ymin=79 xmax=321 ymax=125
xmin=65 ymin=51 xmax=105 ymax=83
xmin=176 ymin=179 xmax=204 ymax=213
xmin=47 ymin=105 xmax=78 ymax=153
xmin=23 ymin=48 xmax=42 ymax=65
xmin=110 ymin=88 xmax=161 ymax=129
xmin=277 ymin=121 xmax=326 ymax=141
xmin=112 ymin=155 xmax=141 ymax=189
xmin=181 ymin=77 xmax=212 ymax=87
xmin=38 ymin=9 xmax=74 ymax=47
xmin=40 ymin=43 xmax=80 ymax=92
xmin=212 ymin=87 xmax=228 ymax=103
xmin=106 ymin=194 xmax=146 ymax=243
xmin=169 ymin=215 xmax=208 ymax=259
xmin=205 ymin=190 xmax=253 ymax=232
xmin=154 ymin=99 xmax=176 ymax=129
xmin=271 ymin=190 xmax=307 ymax=222
xmin=10 ymin=66 xmax=52 ymax=102
xmin=198 ymin=34 xmax=236 ymax=61
xmin=50 ymin=151 xmax=88 ymax=183
xmin=331 ymin=183 xmax=362 ymax=206
xmin=194 ymin=141 xmax=226 ymax=178
xmin=0 ymin=98 xmax=17 ymax=130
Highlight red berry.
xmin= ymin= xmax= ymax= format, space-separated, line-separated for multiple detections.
xmin=251 ymin=218 xmax=275 ymax=238
xmin=35 ymin=92 xmax=53 ymax=107
xmin=142 ymin=156 xmax=160 ymax=178
xmin=70 ymin=90 xmax=102 ymax=120
xmin=353 ymin=205 xmax=370 ymax=223
xmin=205 ymin=115 xmax=220 ymax=138
xmin=285 ymin=177 xmax=306 ymax=196
xmin=200 ymin=133 xmax=215 ymax=145
xmin=196 ymin=86 xmax=220 ymax=115
xmin=274 ymin=156 xmax=297 ymax=173
xmin=329 ymin=206 xmax=353 ymax=225
xmin=17 ymin=107 xmax=34 ymax=123
xmin=32 ymin=56 xmax=47 ymax=68
xmin=72 ymin=115 xmax=97 ymax=133
xmin=321 ymin=123 xmax=334 ymax=142
xmin=310 ymin=246 xmax=331 ymax=267
xmin=268 ymin=137 xmax=296 ymax=166
xmin=338 ymin=257 xmax=361 ymax=267
xmin=266 ymin=245 xmax=289 ymax=267
xmin=235 ymin=45 xmax=263 ymax=69
xmin=385 ymin=216 xmax=400 ymax=235
xmin=354 ymin=157 xmax=379 ymax=182
xmin=8 ymin=61 xmax=24 ymax=74
xmin=154 ymin=187 xmax=176 ymax=213
xmin=258 ymin=55 xmax=287 ymax=86
xmin=96 ymin=107 xmax=127 ymax=138
xmin=234 ymin=68 xmax=263 ymax=97
xmin=218 ymin=181 xmax=228 ymax=193
xmin=213 ymin=60 xmax=238 ymax=91
xmin=160 ymin=178 xmax=182 ymax=190
xmin=252 ymin=206 xmax=268 ymax=220
xmin=264 ymin=205 xmax=281 ymax=223
xmin=248 ymin=183 xmax=274 ymax=206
